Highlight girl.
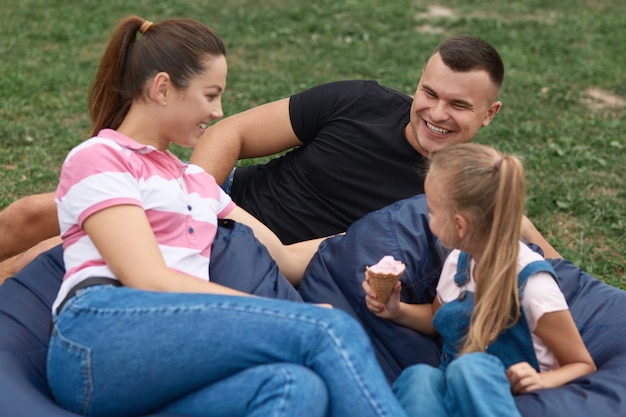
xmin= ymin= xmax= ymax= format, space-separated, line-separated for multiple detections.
xmin=363 ymin=143 xmax=595 ymax=416
xmin=47 ymin=16 xmax=407 ymax=417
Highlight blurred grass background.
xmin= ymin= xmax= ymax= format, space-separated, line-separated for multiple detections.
xmin=1 ymin=0 xmax=624 ymax=287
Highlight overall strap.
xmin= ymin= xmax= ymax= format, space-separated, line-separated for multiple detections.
xmin=454 ymin=251 xmax=471 ymax=287
xmin=518 ymin=260 xmax=557 ymax=298
xmin=455 ymin=252 xmax=557 ymax=294
xmin=442 ymin=252 xmax=555 ymax=373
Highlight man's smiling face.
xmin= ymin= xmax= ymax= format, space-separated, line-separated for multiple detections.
xmin=406 ymin=52 xmax=502 ymax=157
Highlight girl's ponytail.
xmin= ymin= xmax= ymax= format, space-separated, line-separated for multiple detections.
xmin=427 ymin=143 xmax=526 ymax=354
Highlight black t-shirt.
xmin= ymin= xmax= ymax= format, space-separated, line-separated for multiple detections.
xmin=231 ymin=80 xmax=429 ymax=244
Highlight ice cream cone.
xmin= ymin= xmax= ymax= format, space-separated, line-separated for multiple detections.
xmin=365 ymin=257 xmax=405 ymax=304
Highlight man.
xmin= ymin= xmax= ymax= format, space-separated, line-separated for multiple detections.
xmin=0 ymin=35 xmax=503 ymax=279
xmin=191 ymin=35 xmax=503 ymax=243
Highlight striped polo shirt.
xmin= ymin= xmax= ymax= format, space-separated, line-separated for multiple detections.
xmin=53 ymin=129 xmax=235 ymax=312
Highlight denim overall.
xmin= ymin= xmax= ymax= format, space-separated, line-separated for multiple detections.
xmin=392 ymin=252 xmax=559 ymax=417
xmin=434 ymin=251 xmax=557 ymax=372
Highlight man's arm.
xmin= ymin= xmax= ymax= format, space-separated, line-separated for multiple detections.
xmin=0 ymin=236 xmax=61 ymax=284
xmin=0 ymin=192 xmax=59 ymax=262
xmin=190 ymin=98 xmax=304 ymax=184
xmin=521 ymin=215 xmax=562 ymax=259
xmin=227 ymin=205 xmax=326 ymax=286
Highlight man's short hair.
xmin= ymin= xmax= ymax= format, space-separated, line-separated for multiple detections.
xmin=433 ymin=35 xmax=504 ymax=88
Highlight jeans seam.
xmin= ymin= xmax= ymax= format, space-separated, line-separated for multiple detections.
xmin=325 ymin=326 xmax=388 ymax=416
xmin=69 ymin=297 xmax=333 ymax=322
xmin=50 ymin=324 xmax=94 ymax=414
xmin=271 ymin=367 xmax=291 ymax=417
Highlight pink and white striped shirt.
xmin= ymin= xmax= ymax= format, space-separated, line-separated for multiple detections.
xmin=53 ymin=129 xmax=235 ymax=311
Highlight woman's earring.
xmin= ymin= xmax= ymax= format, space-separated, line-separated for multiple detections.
xmin=162 ymin=101 xmax=167 ymax=106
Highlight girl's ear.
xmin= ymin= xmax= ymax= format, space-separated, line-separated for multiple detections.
xmin=148 ymin=72 xmax=171 ymax=105
xmin=453 ymin=213 xmax=471 ymax=241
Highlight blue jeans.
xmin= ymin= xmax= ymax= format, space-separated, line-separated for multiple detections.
xmin=393 ymin=352 xmax=522 ymax=417
xmin=221 ymin=167 xmax=236 ymax=194
xmin=48 ymin=285 xmax=406 ymax=417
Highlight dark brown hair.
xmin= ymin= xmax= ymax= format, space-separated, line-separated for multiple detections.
xmin=433 ymin=35 xmax=504 ymax=89
xmin=88 ymin=15 xmax=226 ymax=136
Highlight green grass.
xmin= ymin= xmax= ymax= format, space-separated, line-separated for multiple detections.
xmin=1 ymin=0 xmax=624 ymax=287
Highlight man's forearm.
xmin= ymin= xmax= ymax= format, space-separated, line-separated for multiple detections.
xmin=521 ymin=216 xmax=562 ymax=259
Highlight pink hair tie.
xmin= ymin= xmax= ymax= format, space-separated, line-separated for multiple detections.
xmin=494 ymin=158 xmax=503 ymax=171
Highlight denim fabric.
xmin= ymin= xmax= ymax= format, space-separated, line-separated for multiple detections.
xmin=48 ymin=285 xmax=406 ymax=417
xmin=220 ymin=167 xmax=236 ymax=194
xmin=158 ymin=363 xmax=328 ymax=417
xmin=435 ymin=252 xmax=555 ymax=372
xmin=393 ymin=353 xmax=522 ymax=417
xmin=434 ymin=290 xmax=539 ymax=372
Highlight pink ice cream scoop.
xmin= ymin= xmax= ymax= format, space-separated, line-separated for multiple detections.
xmin=368 ymin=256 xmax=406 ymax=275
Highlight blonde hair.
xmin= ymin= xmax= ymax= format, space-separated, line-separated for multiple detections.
xmin=428 ymin=143 xmax=526 ymax=354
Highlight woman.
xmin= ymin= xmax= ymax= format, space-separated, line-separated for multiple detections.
xmin=47 ymin=15 xmax=406 ymax=417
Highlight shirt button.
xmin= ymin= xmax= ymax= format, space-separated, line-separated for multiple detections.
xmin=188 ymin=227 xmax=194 ymax=234
xmin=187 ymin=205 xmax=192 ymax=211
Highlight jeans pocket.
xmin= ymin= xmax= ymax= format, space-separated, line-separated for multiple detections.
xmin=47 ymin=328 xmax=93 ymax=415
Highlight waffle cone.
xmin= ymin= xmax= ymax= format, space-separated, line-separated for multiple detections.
xmin=365 ymin=267 xmax=403 ymax=305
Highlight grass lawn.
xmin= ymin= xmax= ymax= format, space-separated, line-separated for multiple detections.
xmin=1 ymin=0 xmax=624 ymax=287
